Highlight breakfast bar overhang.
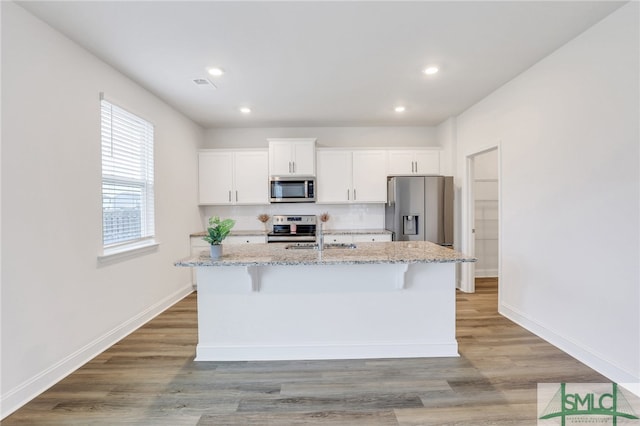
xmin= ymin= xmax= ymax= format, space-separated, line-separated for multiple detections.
xmin=175 ymin=241 xmax=475 ymax=361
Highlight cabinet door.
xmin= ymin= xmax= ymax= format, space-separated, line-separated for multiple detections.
xmin=224 ymin=235 xmax=266 ymax=245
xmin=414 ymin=151 xmax=440 ymax=174
xmin=325 ymin=234 xmax=353 ymax=244
xmin=268 ymin=141 xmax=293 ymax=175
xmin=387 ymin=151 xmax=415 ymax=175
xmin=316 ymin=150 xmax=351 ymax=203
xmin=234 ymin=151 xmax=268 ymax=204
xmin=291 ymin=141 xmax=316 ymax=175
xmin=198 ymin=152 xmax=233 ymax=204
xmin=352 ymin=234 xmax=392 ymax=243
xmin=352 ymin=150 xmax=387 ymax=202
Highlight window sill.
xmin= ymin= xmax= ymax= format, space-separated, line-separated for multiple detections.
xmin=98 ymin=240 xmax=159 ymax=265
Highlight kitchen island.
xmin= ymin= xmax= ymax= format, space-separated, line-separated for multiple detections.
xmin=175 ymin=241 xmax=474 ymax=361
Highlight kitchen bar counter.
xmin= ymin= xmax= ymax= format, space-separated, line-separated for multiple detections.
xmin=190 ymin=230 xmax=268 ymax=237
xmin=189 ymin=228 xmax=391 ymax=238
xmin=176 ymin=241 xmax=473 ymax=362
xmin=176 ymin=240 xmax=472 ymax=267
xmin=324 ymin=228 xmax=392 ymax=235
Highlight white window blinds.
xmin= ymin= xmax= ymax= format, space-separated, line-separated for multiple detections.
xmin=101 ymin=99 xmax=155 ymax=248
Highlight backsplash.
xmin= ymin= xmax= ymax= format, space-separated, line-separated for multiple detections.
xmin=199 ymin=204 xmax=385 ymax=231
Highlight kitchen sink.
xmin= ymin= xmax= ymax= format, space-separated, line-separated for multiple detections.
xmin=285 ymin=243 xmax=357 ymax=250
xmin=325 ymin=243 xmax=357 ymax=249
xmin=285 ymin=243 xmax=318 ymax=250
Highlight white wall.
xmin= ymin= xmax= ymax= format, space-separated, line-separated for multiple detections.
xmin=205 ymin=126 xmax=438 ymax=149
xmin=0 ymin=2 xmax=203 ymax=417
xmin=455 ymin=3 xmax=639 ymax=390
xmin=435 ymin=117 xmax=456 ymax=177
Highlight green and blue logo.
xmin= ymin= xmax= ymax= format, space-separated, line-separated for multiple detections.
xmin=538 ymin=383 xmax=639 ymax=425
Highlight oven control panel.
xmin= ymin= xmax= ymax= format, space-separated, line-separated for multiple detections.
xmin=272 ymin=215 xmax=317 ymax=225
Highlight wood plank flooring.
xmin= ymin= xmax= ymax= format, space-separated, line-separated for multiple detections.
xmin=3 ymin=278 xmax=608 ymax=425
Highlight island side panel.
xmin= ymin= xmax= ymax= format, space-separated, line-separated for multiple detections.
xmin=195 ymin=262 xmax=458 ymax=361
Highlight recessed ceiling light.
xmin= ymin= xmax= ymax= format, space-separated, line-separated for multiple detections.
xmin=395 ymin=106 xmax=406 ymax=113
xmin=208 ymin=67 xmax=224 ymax=77
xmin=423 ymin=66 xmax=439 ymax=75
xmin=239 ymin=107 xmax=251 ymax=114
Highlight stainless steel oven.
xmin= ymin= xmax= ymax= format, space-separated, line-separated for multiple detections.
xmin=270 ymin=176 xmax=315 ymax=203
xmin=267 ymin=215 xmax=316 ymax=243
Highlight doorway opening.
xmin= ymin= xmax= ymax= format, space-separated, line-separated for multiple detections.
xmin=461 ymin=145 xmax=500 ymax=294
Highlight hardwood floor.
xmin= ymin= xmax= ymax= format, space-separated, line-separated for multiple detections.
xmin=3 ymin=278 xmax=608 ymax=425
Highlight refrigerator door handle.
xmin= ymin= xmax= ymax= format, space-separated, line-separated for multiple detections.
xmin=387 ymin=178 xmax=395 ymax=206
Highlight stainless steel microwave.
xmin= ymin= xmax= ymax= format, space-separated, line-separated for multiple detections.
xmin=270 ymin=176 xmax=316 ymax=203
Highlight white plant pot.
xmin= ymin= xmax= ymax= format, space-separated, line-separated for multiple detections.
xmin=210 ymin=244 xmax=223 ymax=260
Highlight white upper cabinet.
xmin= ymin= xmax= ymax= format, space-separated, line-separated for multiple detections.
xmin=268 ymin=138 xmax=316 ymax=176
xmin=351 ymin=150 xmax=387 ymax=202
xmin=233 ymin=151 xmax=269 ymax=204
xmin=317 ymin=150 xmax=351 ymax=203
xmin=387 ymin=149 xmax=441 ymax=175
xmin=317 ymin=149 xmax=387 ymax=203
xmin=198 ymin=150 xmax=268 ymax=205
xmin=198 ymin=151 xmax=234 ymax=204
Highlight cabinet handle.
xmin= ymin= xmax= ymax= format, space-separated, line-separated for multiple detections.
xmin=228 ymin=190 xmax=231 ymax=202
xmin=292 ymin=161 xmax=296 ymax=173
xmin=347 ymin=189 xmax=350 ymax=200
xmin=353 ymin=188 xmax=357 ymax=200
xmin=236 ymin=191 xmax=238 ymax=202
xmin=415 ymin=161 xmax=418 ymax=173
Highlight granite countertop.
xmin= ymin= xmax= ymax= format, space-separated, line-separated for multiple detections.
xmin=175 ymin=241 xmax=475 ymax=267
xmin=323 ymin=229 xmax=392 ymax=235
xmin=190 ymin=230 xmax=268 ymax=237
xmin=190 ymin=229 xmax=391 ymax=237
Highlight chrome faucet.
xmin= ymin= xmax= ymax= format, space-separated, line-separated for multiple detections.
xmin=316 ymin=223 xmax=324 ymax=251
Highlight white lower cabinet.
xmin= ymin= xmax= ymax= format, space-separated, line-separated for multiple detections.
xmin=325 ymin=234 xmax=354 ymax=244
xmin=325 ymin=233 xmax=392 ymax=244
xmin=352 ymin=234 xmax=392 ymax=243
xmin=224 ymin=235 xmax=267 ymax=245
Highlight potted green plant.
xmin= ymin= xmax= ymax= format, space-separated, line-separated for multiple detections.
xmin=203 ymin=216 xmax=236 ymax=259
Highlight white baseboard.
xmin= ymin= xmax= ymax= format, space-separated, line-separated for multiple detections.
xmin=475 ymin=268 xmax=498 ymax=278
xmin=1 ymin=283 xmax=194 ymax=419
xmin=196 ymin=341 xmax=459 ymax=361
xmin=500 ymin=302 xmax=640 ymax=397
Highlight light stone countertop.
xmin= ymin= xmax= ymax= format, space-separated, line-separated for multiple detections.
xmin=190 ymin=229 xmax=391 ymax=238
xmin=190 ymin=230 xmax=268 ymax=238
xmin=176 ymin=241 xmax=475 ymax=267
xmin=323 ymin=229 xmax=392 ymax=235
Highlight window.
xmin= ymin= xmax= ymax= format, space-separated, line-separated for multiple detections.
xmin=101 ymin=98 xmax=155 ymax=251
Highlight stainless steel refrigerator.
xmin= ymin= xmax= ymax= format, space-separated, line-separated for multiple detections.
xmin=385 ymin=176 xmax=454 ymax=246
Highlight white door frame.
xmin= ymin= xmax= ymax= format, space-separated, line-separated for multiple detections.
xmin=459 ymin=143 xmax=501 ymax=293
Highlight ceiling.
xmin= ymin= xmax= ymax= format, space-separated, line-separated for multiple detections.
xmin=17 ymin=1 xmax=626 ymax=128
